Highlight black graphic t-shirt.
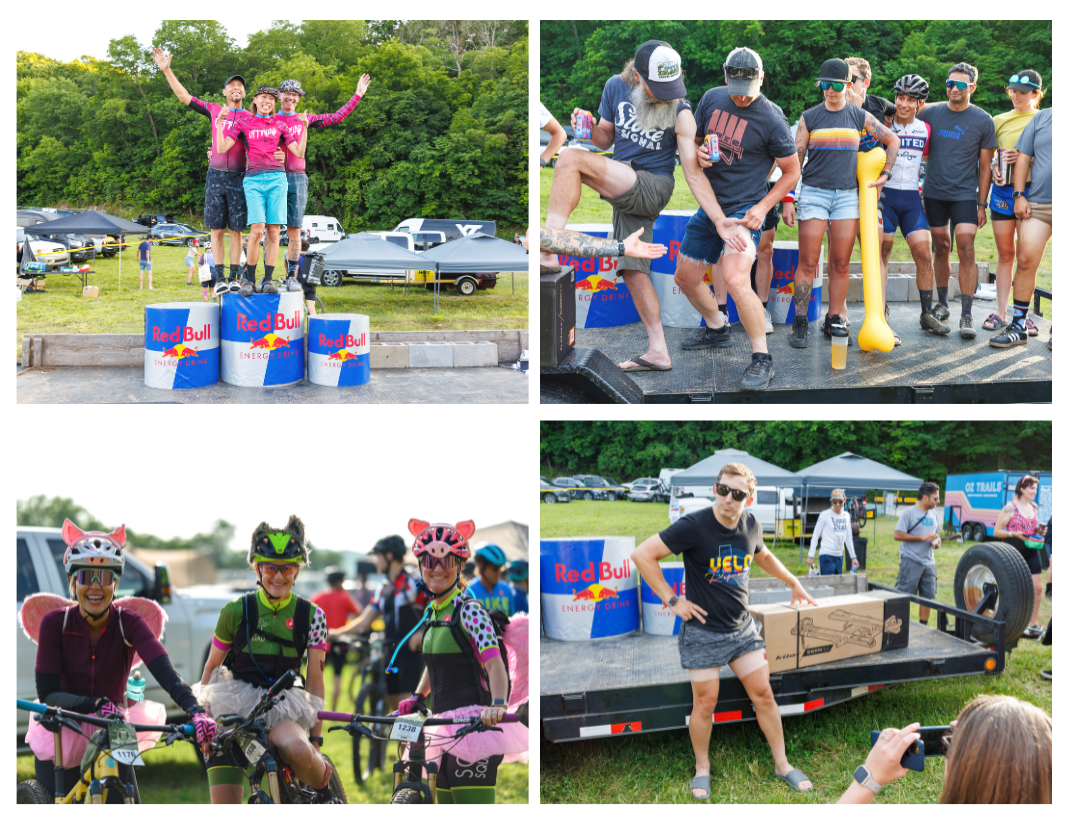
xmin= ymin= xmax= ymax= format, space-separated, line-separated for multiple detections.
xmin=659 ymin=507 xmax=765 ymax=634
xmin=917 ymin=103 xmax=996 ymax=200
xmin=693 ymin=87 xmax=796 ymax=215
xmin=599 ymin=74 xmax=691 ymax=178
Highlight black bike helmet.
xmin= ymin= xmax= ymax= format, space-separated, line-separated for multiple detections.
xmin=248 ymin=515 xmax=309 ymax=566
xmin=325 ymin=566 xmax=346 ymax=583
xmin=371 ymin=534 xmax=407 ymax=561
xmin=894 ymin=74 xmax=929 ymax=100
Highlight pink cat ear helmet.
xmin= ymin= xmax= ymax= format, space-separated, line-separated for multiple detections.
xmin=61 ymin=518 xmax=126 ymax=576
xmin=408 ymin=519 xmax=475 ymax=562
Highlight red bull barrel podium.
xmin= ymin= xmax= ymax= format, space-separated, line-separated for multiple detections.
xmin=540 ymin=536 xmax=639 ymax=640
xmin=307 ymin=314 xmax=370 ymax=387
xmin=640 ymin=562 xmax=685 ymax=635
xmin=144 ymin=303 xmax=220 ymax=389
xmin=648 ymin=210 xmax=712 ymax=328
xmin=220 ymin=292 xmax=305 ymax=387
xmin=563 ymin=224 xmax=640 ymax=329
xmin=767 ymin=241 xmax=822 ymax=325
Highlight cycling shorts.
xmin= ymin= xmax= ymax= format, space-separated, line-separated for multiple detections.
xmin=762 ymin=202 xmax=780 ymax=233
xmin=204 ymin=168 xmax=247 ymax=232
xmin=923 ymin=198 xmax=978 ymax=228
xmin=880 ymin=188 xmax=930 ymax=237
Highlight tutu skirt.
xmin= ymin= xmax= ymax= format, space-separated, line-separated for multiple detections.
xmin=192 ymin=667 xmax=323 ymax=731
xmin=26 ymin=699 xmax=167 ymax=764
xmin=422 ymin=704 xmax=529 ymax=769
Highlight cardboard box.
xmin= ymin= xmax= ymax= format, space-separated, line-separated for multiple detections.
xmin=82 ymin=286 xmax=99 ymax=298
xmin=750 ymin=593 xmax=909 ymax=671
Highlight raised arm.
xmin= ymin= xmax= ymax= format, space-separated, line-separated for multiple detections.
xmin=151 ymin=48 xmax=192 ymax=106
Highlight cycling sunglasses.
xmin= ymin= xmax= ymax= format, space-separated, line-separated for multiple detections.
xmin=257 ymin=562 xmax=299 ymax=578
xmin=419 ymin=553 xmax=463 ymax=572
xmin=820 ymin=81 xmax=847 ymax=92
xmin=1009 ymin=74 xmax=1041 ymax=89
xmin=715 ymin=483 xmax=750 ymax=502
xmin=75 ymin=568 xmax=118 ymax=586
xmin=945 ymin=79 xmax=973 ymax=91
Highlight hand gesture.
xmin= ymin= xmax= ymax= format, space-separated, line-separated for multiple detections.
xmin=273 ymin=148 xmax=286 ymax=163
xmin=865 ymin=723 xmax=921 ymax=787
xmin=670 ymin=596 xmax=708 ymax=624
xmin=151 ymin=48 xmax=171 ymax=71
xmin=215 ymin=107 xmax=228 ymax=125
xmin=715 ymin=216 xmax=749 ymax=253
xmin=868 ymin=174 xmax=889 ymax=193
xmin=743 ymin=202 xmax=768 ymax=231
xmin=782 ymin=201 xmax=797 ymax=227
xmin=356 ymin=73 xmax=371 ymax=97
xmin=622 ymin=227 xmax=666 ymax=260
xmin=790 ymin=582 xmax=818 ymax=606
xmin=697 ymin=141 xmax=713 ymax=168
xmin=298 ymin=112 xmax=310 ymax=125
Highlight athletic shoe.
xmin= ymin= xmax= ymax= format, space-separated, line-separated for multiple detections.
xmin=213 ymin=279 xmax=230 ymax=296
xmin=1040 ymin=670 xmax=1051 ymax=680
xmin=789 ymin=315 xmax=809 ymax=348
xmin=763 ymin=313 xmax=774 ymax=334
xmin=260 ymin=277 xmax=279 ymax=294
xmin=682 ymin=323 xmax=733 ymax=350
xmin=285 ymin=276 xmax=303 ymax=292
xmin=932 ymin=302 xmax=950 ymax=322
xmin=238 ymin=280 xmax=255 ymax=297
xmin=920 ymin=311 xmax=950 ymax=336
xmin=1048 ymin=329 xmax=1052 ymax=351
xmin=1045 ymin=582 xmax=1051 ymax=600
xmin=823 ymin=313 xmax=851 ymax=346
xmin=228 ymin=278 xmax=242 ymax=293
xmin=989 ymin=324 xmax=1027 ymax=348
xmin=740 ymin=353 xmax=775 ymax=390
xmin=1022 ymin=624 xmax=1043 ymax=640
xmin=958 ymin=315 xmax=976 ymax=340
xmin=1025 ymin=317 xmax=1039 ymax=336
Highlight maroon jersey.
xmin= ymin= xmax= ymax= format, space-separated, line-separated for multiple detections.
xmin=188 ymin=97 xmax=251 ymax=172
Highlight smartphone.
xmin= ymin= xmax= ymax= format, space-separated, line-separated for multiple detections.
xmin=917 ymin=725 xmax=953 ymax=757
xmin=871 ymin=730 xmax=925 ymax=771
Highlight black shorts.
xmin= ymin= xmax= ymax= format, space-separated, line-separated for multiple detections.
xmin=303 ymin=281 xmax=317 ymax=301
xmin=990 ymin=208 xmax=1016 ymax=222
xmin=923 ymin=197 xmax=978 ymax=228
xmin=327 ymin=641 xmax=348 ymax=676
xmin=383 ymin=648 xmax=425 ymax=696
xmin=204 ymin=168 xmax=247 ymax=232
xmin=762 ymin=203 xmax=780 ymax=233
xmin=436 ymin=753 xmax=503 ymax=792
xmin=1006 ymin=538 xmax=1044 ymax=575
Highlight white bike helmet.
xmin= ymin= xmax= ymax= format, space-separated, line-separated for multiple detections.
xmin=62 ymin=519 xmax=126 ymax=575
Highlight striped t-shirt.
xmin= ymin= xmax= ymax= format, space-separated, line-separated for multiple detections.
xmin=800 ymin=101 xmax=864 ymax=190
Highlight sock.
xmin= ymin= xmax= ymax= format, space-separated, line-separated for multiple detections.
xmin=919 ymin=289 xmax=933 ymax=314
xmin=920 ymin=619 xmax=928 ymax=625
xmin=960 ymin=294 xmax=973 ymax=317
xmin=1012 ymin=298 xmax=1030 ymax=328
xmin=230 ymin=264 xmax=241 ymax=280
xmin=937 ymin=286 xmax=949 ymax=305
xmin=263 ymin=265 xmax=275 ymax=281
xmin=245 ymin=264 xmax=257 ymax=280
xmin=214 ymin=264 xmax=225 ymax=281
xmin=287 ymin=256 xmax=299 ymax=276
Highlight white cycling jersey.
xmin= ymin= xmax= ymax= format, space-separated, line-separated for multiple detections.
xmin=884 ymin=119 xmax=931 ymax=192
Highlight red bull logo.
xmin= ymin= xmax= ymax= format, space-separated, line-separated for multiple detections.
xmin=242 ymin=332 xmax=298 ymax=361
xmin=249 ymin=333 xmax=291 ymax=351
xmin=317 ymin=333 xmax=366 ymax=349
xmin=575 ymin=274 xmax=619 ymax=293
xmin=161 ymin=344 xmax=199 ymax=360
xmin=571 ymin=584 xmax=619 ymax=602
xmin=327 ymin=349 xmax=359 ymax=362
xmin=151 ymin=323 xmax=212 ymax=344
xmin=236 ymin=309 xmax=302 ymax=333
xmin=554 ymin=558 xmax=633 ymax=584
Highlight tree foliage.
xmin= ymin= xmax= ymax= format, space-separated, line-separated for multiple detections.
xmin=18 ymin=19 xmax=527 ymax=234
xmin=541 ymin=20 xmax=1052 ymax=124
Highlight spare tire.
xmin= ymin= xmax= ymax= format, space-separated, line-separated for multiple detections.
xmin=954 ymin=541 xmax=1034 ymax=644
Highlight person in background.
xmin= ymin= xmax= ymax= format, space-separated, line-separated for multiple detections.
xmin=310 ymin=567 xmax=360 ymax=711
xmin=466 ymin=544 xmax=513 ymax=613
xmin=353 ymin=560 xmax=375 ymax=611
xmin=506 ymin=560 xmax=529 ymax=614
xmin=992 ymin=475 xmax=1046 ymax=638
xmin=537 ymin=100 xmax=567 ymax=169
xmin=185 ymin=237 xmax=201 ymax=286
xmin=806 ymin=489 xmax=859 ymax=575
xmin=200 ymin=245 xmax=216 ymax=302
xmin=138 ymin=236 xmax=153 ymax=290
xmin=462 ymin=561 xmax=476 ymax=585
xmin=893 ymin=482 xmax=941 ymax=625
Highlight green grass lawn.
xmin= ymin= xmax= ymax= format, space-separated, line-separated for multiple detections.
xmin=16 ymin=240 xmax=528 ymax=359
xmin=540 ymin=500 xmax=1052 ymax=804
xmin=539 ymin=168 xmax=1052 ymax=314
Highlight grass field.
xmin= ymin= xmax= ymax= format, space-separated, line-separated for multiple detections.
xmin=15 ymin=240 xmax=528 ymax=359
xmin=538 ymin=168 xmax=1052 ymax=312
xmin=539 ymin=500 xmax=1052 ymax=804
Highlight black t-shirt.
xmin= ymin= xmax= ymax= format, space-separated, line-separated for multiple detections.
xmin=859 ymin=95 xmax=897 ymax=152
xmin=659 ymin=507 xmax=765 ymax=634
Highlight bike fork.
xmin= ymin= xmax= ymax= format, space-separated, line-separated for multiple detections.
xmin=266 ymin=761 xmax=282 ymax=804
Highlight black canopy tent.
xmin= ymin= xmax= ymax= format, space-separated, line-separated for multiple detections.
xmin=24 ymin=211 xmax=149 ymax=292
xmin=417 ymin=233 xmax=529 ymax=309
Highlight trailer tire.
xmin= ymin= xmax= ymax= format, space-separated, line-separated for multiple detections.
xmin=954 ymin=541 xmax=1034 ymax=645
xmin=961 ymin=522 xmax=973 ymax=542
xmin=970 ymin=522 xmax=986 ymax=543
xmin=456 ymin=277 xmax=478 ymax=296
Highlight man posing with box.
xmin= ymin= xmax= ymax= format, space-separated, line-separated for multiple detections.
xmin=632 ymin=462 xmax=817 ymax=799
xmin=894 ymin=482 xmax=942 ymax=624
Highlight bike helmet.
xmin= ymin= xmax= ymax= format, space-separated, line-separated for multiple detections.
xmin=62 ymin=519 xmax=126 ymax=575
xmin=507 ymin=560 xmax=528 ymax=581
xmin=408 ymin=519 xmax=475 ymax=561
xmin=371 ymin=534 xmax=407 ymax=560
xmin=325 ymin=566 xmax=346 ymax=583
xmin=248 ymin=515 xmax=309 ymax=566
xmin=278 ymin=79 xmax=306 ymax=97
xmin=894 ymin=74 xmax=929 ymax=100
xmin=474 ymin=543 xmax=507 ymax=567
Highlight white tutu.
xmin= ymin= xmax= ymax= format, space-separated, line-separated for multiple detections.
xmin=193 ymin=667 xmax=323 ymax=731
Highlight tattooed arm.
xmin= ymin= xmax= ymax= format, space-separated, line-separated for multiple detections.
xmin=794 ymin=116 xmax=809 ymax=167
xmin=864 ymin=112 xmax=899 ymax=190
xmin=540 ymin=227 xmax=665 ymax=260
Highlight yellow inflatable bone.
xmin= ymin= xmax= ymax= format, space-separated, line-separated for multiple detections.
xmin=856 ymin=147 xmax=894 ymax=352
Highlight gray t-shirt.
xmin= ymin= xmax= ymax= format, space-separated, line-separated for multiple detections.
xmin=599 ymin=75 xmax=691 ymax=178
xmin=896 ymin=505 xmax=940 ymax=566
xmin=1015 ymin=108 xmax=1052 ymax=204
xmin=917 ymin=104 xmax=996 ymax=201
xmin=694 ymin=87 xmax=796 ymax=215
xmin=800 ymin=102 xmax=866 ymax=190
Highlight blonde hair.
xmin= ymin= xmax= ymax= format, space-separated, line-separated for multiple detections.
xmin=717 ymin=462 xmax=757 ymax=495
xmin=844 ymin=57 xmax=871 ymax=78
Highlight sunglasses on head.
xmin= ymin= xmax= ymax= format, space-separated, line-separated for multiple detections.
xmin=75 ymin=568 xmax=118 ymax=586
xmin=715 ymin=483 xmax=750 ymax=502
xmin=945 ymin=79 xmax=973 ymax=91
xmin=257 ymin=562 xmax=299 ymax=578
xmin=820 ymin=81 xmax=847 ymax=92
xmin=1009 ymin=74 xmax=1040 ymax=89
xmin=420 ymin=553 xmax=463 ymax=571
xmin=725 ymin=66 xmax=760 ymax=80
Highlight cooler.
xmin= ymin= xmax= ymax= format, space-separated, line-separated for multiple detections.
xmin=307 ymin=314 xmax=370 ymax=387
xmin=562 ymin=224 xmax=640 ymax=329
xmin=144 ymin=302 xmax=219 ymax=389
xmin=539 ymin=537 xmax=639 ymax=640
xmin=641 ymin=562 xmax=685 ymax=635
xmin=220 ymin=292 xmax=305 ymax=387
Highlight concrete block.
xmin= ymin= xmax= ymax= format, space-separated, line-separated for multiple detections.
xmin=452 ymin=341 xmax=498 ymax=367
xmin=370 ymin=343 xmax=410 ymax=369
xmin=409 ymin=342 xmax=453 ymax=368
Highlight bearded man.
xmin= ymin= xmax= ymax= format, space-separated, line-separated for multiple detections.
xmin=541 ymin=40 xmax=696 ymax=372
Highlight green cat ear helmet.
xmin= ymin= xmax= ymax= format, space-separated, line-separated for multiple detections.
xmin=248 ymin=515 xmax=309 ymax=566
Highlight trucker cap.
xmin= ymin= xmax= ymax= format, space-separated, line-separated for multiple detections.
xmin=1007 ymin=69 xmax=1042 ymax=91
xmin=818 ymin=58 xmax=852 ymax=83
xmin=724 ymin=47 xmax=764 ymax=96
xmin=634 ymin=40 xmax=686 ymax=101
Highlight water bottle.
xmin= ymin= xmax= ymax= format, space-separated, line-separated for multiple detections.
xmin=126 ymin=672 xmax=146 ymax=706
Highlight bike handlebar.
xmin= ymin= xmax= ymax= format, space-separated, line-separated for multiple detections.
xmin=317 ymin=710 xmax=519 ymax=724
xmin=17 ymin=699 xmax=195 ymax=736
xmin=268 ymin=669 xmax=297 ymax=697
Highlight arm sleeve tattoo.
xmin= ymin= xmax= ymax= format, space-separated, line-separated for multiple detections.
xmin=541 ymin=227 xmax=621 ymax=257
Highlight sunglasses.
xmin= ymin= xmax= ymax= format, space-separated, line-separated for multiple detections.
xmin=820 ymin=81 xmax=847 ymax=92
xmin=831 ymin=499 xmax=845 ymax=505
xmin=420 ymin=553 xmax=463 ymax=571
xmin=75 ymin=568 xmax=118 ymax=586
xmin=715 ymin=483 xmax=750 ymax=502
xmin=1009 ymin=74 xmax=1041 ymax=89
xmin=258 ymin=563 xmax=299 ymax=578
xmin=851 ymin=74 xmax=867 ymax=83
xmin=725 ymin=66 xmax=760 ymax=80
xmin=945 ymin=79 xmax=973 ymax=91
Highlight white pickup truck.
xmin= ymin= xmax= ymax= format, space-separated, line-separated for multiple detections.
xmin=668 ymin=486 xmax=795 ymax=531
xmin=16 ymin=527 xmax=236 ymax=737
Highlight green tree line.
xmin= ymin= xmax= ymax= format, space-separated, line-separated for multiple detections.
xmin=541 ymin=20 xmax=1051 ymax=125
xmin=540 ymin=421 xmax=1052 ymax=491
xmin=18 ymin=20 xmax=528 ymax=235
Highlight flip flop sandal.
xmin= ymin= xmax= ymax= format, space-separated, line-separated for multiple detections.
xmin=1025 ymin=318 xmax=1039 ymax=336
xmin=775 ymin=768 xmax=812 ymax=792
xmin=689 ymin=775 xmax=711 ymax=801
xmin=983 ymin=313 xmax=1004 ymax=331
xmin=619 ymin=356 xmax=672 ymax=372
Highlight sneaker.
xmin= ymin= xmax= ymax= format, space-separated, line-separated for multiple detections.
xmin=823 ymin=313 xmax=851 ymax=346
xmin=228 ymin=278 xmax=242 ymax=293
xmin=932 ymin=302 xmax=950 ymax=322
xmin=920 ymin=311 xmax=951 ymax=336
xmin=238 ymin=280 xmax=255 ymax=297
xmin=790 ymin=315 xmax=809 ymax=349
xmin=285 ymin=276 xmax=303 ymax=292
xmin=989 ymin=323 xmax=1027 ymax=348
xmin=1025 ymin=317 xmax=1039 ymax=337
xmin=740 ymin=352 xmax=775 ymax=390
xmin=682 ymin=322 xmax=733 ymax=350
xmin=763 ymin=313 xmax=774 ymax=334
xmin=1048 ymin=328 xmax=1052 ymax=351
xmin=1022 ymin=624 xmax=1043 ymax=640
xmin=260 ymin=277 xmax=279 ymax=294
xmin=958 ymin=314 xmax=976 ymax=340
xmin=213 ymin=279 xmax=230 ymax=296
xmin=1040 ymin=670 xmax=1051 ymax=680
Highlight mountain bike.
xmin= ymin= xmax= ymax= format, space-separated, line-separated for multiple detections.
xmin=208 ymin=670 xmax=347 ymax=804
xmin=320 ymin=708 xmax=519 ymax=804
xmin=845 ymin=496 xmax=869 ymax=528
xmin=339 ymin=633 xmax=388 ymax=785
xmin=16 ymin=698 xmax=197 ymax=804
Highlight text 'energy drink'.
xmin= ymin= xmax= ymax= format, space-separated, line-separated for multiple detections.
xmin=706 ymin=134 xmax=720 ymax=162
xmin=575 ymin=110 xmax=594 ymax=140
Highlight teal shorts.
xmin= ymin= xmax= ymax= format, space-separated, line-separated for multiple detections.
xmin=243 ymin=173 xmax=287 ymax=226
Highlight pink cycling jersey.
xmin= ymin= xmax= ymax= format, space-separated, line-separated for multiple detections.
xmin=226 ymin=115 xmax=297 ymax=176
xmin=276 ymin=94 xmax=362 ymax=173
xmin=189 ymin=97 xmax=251 ymax=173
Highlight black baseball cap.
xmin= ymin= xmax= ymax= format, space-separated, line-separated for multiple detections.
xmin=1007 ymin=69 xmax=1042 ymax=91
xmin=223 ymin=74 xmax=246 ymax=89
xmin=817 ymin=59 xmax=852 ymax=83
xmin=634 ymin=40 xmax=686 ymax=101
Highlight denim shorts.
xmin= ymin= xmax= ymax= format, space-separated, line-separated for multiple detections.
xmin=798 ymin=184 xmax=859 ymax=221
xmin=678 ymin=618 xmax=766 ymax=671
xmin=679 ymin=206 xmax=762 ymax=267
xmin=139 ymin=261 xmax=152 ymax=271
xmin=243 ymin=172 xmax=288 ymax=226
xmin=286 ymin=172 xmax=309 ymax=228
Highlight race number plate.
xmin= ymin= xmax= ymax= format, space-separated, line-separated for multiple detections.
xmin=108 ymin=722 xmax=145 ymax=766
xmin=243 ymin=737 xmax=266 ymax=764
xmin=389 ymin=714 xmax=424 ymax=742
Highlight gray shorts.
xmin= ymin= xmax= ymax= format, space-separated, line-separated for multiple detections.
xmin=896 ymin=557 xmax=937 ymax=599
xmin=679 ymin=618 xmax=766 ymax=671
xmin=602 ymin=164 xmax=675 ymax=275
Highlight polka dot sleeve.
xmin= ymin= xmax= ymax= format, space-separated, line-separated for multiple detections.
xmin=308 ymin=605 xmax=329 ymax=651
xmin=460 ymin=599 xmax=500 ymax=663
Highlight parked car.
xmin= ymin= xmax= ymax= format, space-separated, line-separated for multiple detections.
xmin=135 ymin=213 xmax=179 ymax=228
xmin=573 ymin=475 xmax=623 ymax=501
xmin=541 ymin=479 xmax=571 ymax=504
xmin=16 ymin=227 xmax=69 ymax=268
xmin=16 ymin=210 xmax=93 ymax=263
xmin=150 ymin=223 xmax=204 ymax=247
xmin=629 ymin=479 xmax=669 ymax=503
xmin=551 ymin=477 xmax=589 ymax=500
xmin=667 ymin=485 xmax=792 ymax=530
xmin=302 ymin=215 xmax=345 ymax=244
xmin=602 ymin=477 xmax=630 ymax=500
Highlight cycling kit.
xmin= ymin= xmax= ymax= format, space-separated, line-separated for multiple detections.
xmin=465 ymin=577 xmax=514 ymax=615
xmin=225 ymin=114 xmax=297 ymax=227
xmin=188 ymin=98 xmax=251 ymax=233
xmin=880 ymin=119 xmax=931 ymax=237
xmin=189 ymin=98 xmax=251 ymax=172
xmin=376 ymin=570 xmax=427 ymax=694
xmin=276 ymin=95 xmax=361 ymax=174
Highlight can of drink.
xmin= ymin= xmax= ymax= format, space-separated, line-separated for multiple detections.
xmin=706 ymin=134 xmax=720 ymax=162
xmin=575 ymin=111 xmax=594 ymax=140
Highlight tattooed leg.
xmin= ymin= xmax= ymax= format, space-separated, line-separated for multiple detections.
xmin=794 ymin=281 xmax=812 ymax=317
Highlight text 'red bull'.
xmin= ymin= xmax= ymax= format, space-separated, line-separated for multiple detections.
xmin=236 ymin=310 xmax=303 ymax=333
xmin=318 ymin=333 xmax=366 ymax=348
xmin=554 ymin=558 xmax=633 ymax=584
xmin=152 ymin=323 xmax=213 ymax=344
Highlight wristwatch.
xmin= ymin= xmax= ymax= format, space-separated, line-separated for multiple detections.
xmin=1013 ymin=190 xmax=1026 ymax=199
xmin=853 ymin=764 xmax=883 ymax=794
xmin=978 ymin=201 xmax=988 ymax=208
xmin=539 ymin=159 xmax=548 ymax=168
xmin=491 ymin=699 xmax=507 ymax=707
xmin=617 ymin=240 xmax=625 ymax=257
xmin=667 ymin=595 xmax=680 ymax=608
xmin=308 ymin=735 xmax=324 ymax=745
